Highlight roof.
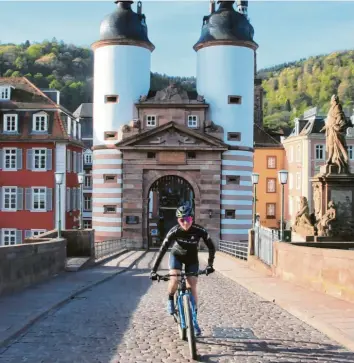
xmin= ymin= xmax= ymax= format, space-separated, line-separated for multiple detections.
xmin=73 ymin=103 xmax=93 ymax=118
xmin=193 ymin=1 xmax=258 ymax=51
xmin=253 ymin=124 xmax=283 ymax=148
xmin=98 ymin=1 xmax=154 ymax=50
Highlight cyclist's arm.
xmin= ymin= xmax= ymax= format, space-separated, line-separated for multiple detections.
xmin=202 ymin=230 xmax=216 ymax=266
xmin=151 ymin=227 xmax=176 ymax=272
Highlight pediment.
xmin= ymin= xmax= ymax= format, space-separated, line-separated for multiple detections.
xmin=116 ymin=122 xmax=228 ymax=150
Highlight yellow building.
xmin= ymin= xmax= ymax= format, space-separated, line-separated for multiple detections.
xmin=253 ymin=125 xmax=286 ymax=229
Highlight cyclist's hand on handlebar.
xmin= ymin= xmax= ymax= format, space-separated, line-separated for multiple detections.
xmin=150 ymin=271 xmax=158 ymax=280
xmin=206 ymin=265 xmax=215 ymax=275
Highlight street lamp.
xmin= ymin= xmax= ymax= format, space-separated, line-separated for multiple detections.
xmin=55 ymin=172 xmax=64 ymax=238
xmin=251 ymin=172 xmax=259 ymax=228
xmin=278 ymin=170 xmax=289 ymax=241
xmin=78 ymin=172 xmax=84 ymax=230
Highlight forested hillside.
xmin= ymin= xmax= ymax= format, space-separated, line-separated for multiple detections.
xmin=1 ymin=40 xmax=353 ymax=132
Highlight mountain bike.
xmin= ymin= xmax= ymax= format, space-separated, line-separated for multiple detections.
xmin=154 ymin=269 xmax=210 ymax=360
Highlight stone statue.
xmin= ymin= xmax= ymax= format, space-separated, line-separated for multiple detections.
xmin=316 ymin=200 xmax=337 ymax=237
xmin=293 ymin=196 xmax=315 ymax=235
xmin=320 ymin=94 xmax=350 ymax=174
xmin=313 ymin=184 xmax=321 ymax=220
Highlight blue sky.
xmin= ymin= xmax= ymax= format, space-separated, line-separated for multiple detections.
xmin=1 ymin=1 xmax=354 ymax=76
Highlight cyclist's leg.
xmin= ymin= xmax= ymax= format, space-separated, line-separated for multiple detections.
xmin=167 ymin=253 xmax=182 ymax=314
xmin=185 ymin=262 xmax=199 ymax=307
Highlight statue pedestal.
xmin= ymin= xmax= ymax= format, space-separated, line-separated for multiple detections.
xmin=311 ymin=169 xmax=354 ymax=241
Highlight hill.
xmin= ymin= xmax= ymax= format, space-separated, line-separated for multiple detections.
xmin=1 ymin=40 xmax=353 ymax=132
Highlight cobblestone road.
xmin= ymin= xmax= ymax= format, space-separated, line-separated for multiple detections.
xmin=1 ymin=252 xmax=354 ymax=363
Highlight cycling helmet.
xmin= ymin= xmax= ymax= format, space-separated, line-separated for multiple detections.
xmin=176 ymin=202 xmax=194 ymax=218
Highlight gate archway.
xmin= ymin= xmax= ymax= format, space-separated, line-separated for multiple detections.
xmin=147 ymin=175 xmax=195 ymax=248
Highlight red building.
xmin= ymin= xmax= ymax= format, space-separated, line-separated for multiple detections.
xmin=0 ymin=77 xmax=84 ymax=246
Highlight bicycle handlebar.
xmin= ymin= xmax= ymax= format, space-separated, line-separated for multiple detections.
xmin=153 ymin=269 xmax=210 ymax=282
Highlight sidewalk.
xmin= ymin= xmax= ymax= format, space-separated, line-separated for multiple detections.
xmin=199 ymin=251 xmax=354 ymax=352
xmin=0 ymin=250 xmax=146 ymax=350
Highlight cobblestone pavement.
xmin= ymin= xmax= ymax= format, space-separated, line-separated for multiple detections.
xmin=1 ymin=252 xmax=354 ymax=363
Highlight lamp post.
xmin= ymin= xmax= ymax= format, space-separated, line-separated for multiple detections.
xmin=278 ymin=169 xmax=289 ymax=241
xmin=55 ymin=172 xmax=64 ymax=238
xmin=251 ymin=172 xmax=259 ymax=228
xmin=78 ymin=172 xmax=84 ymax=229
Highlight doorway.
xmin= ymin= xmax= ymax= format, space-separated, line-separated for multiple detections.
xmin=147 ymin=175 xmax=194 ymax=248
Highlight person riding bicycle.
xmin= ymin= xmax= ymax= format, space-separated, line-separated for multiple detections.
xmin=150 ymin=202 xmax=216 ymax=335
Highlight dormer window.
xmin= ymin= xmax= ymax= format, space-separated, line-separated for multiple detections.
xmin=33 ymin=112 xmax=48 ymax=132
xmin=146 ymin=115 xmax=157 ymax=127
xmin=4 ymin=114 xmax=18 ymax=133
xmin=0 ymin=86 xmax=11 ymax=100
xmin=187 ymin=115 xmax=198 ymax=128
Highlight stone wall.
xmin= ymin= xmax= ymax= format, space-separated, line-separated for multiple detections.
xmin=0 ymin=239 xmax=66 ymax=296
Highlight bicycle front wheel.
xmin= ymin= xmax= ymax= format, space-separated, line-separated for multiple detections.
xmin=183 ymin=294 xmax=197 ymax=360
xmin=175 ymin=293 xmax=186 ymax=340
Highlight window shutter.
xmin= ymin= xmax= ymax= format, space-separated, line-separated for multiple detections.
xmin=17 ymin=149 xmax=22 ymax=170
xmin=73 ymin=151 xmax=77 ymax=172
xmin=26 ymin=149 xmax=33 ymax=170
xmin=46 ymin=149 xmax=52 ymax=170
xmin=71 ymin=189 xmax=75 ymax=210
xmin=78 ymin=153 xmax=82 ymax=172
xmin=0 ymin=187 xmax=2 ymax=211
xmin=46 ymin=188 xmax=53 ymax=211
xmin=76 ymin=188 xmax=81 ymax=211
xmin=25 ymin=230 xmax=32 ymax=239
xmin=78 ymin=123 xmax=81 ymax=140
xmin=17 ymin=187 xmax=23 ymax=210
xmin=66 ymin=188 xmax=70 ymax=212
xmin=68 ymin=117 xmax=72 ymax=135
xmin=25 ymin=188 xmax=32 ymax=210
xmin=16 ymin=230 xmax=22 ymax=244
xmin=67 ymin=150 xmax=71 ymax=172
xmin=0 ymin=149 xmax=2 ymax=169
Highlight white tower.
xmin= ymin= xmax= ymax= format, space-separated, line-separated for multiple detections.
xmin=194 ymin=0 xmax=258 ymax=243
xmin=91 ymin=0 xmax=154 ymax=241
xmin=236 ymin=0 xmax=248 ymax=18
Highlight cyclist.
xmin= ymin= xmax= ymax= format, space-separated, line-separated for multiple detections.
xmin=150 ymin=202 xmax=216 ymax=335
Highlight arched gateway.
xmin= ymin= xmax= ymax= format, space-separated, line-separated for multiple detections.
xmin=147 ymin=175 xmax=195 ymax=248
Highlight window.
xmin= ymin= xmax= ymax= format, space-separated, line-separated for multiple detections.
xmin=84 ymin=153 xmax=92 ymax=164
xmin=4 ymin=114 xmax=18 ymax=132
xmin=84 ymin=175 xmax=92 ymax=188
xmin=266 ymin=178 xmax=276 ymax=193
xmin=289 ymin=146 xmax=294 ymax=162
xmin=187 ymin=151 xmax=196 ymax=159
xmin=315 ymin=144 xmax=324 ymax=160
xmin=0 ymin=87 xmax=10 ymax=100
xmin=84 ymin=196 xmax=92 ymax=211
xmin=348 ymin=146 xmax=353 ymax=160
xmin=296 ymin=144 xmax=301 ymax=162
xmin=104 ymin=175 xmax=117 ymax=183
xmin=3 ymin=187 xmax=17 ymax=211
xmin=267 ymin=156 xmax=276 ymax=169
xmin=31 ymin=230 xmax=46 ymax=237
xmin=226 ymin=175 xmax=240 ymax=185
xmin=146 ymin=115 xmax=156 ymax=127
xmin=147 ymin=152 xmax=156 ymax=159
xmin=1 ymin=229 xmax=17 ymax=246
xmin=225 ymin=210 xmax=235 ymax=219
xmin=83 ymin=220 xmax=92 ymax=229
xmin=33 ymin=149 xmax=46 ymax=170
xmin=289 ymin=173 xmax=293 ymax=190
xmin=104 ymin=205 xmax=116 ymax=214
xmin=33 ymin=113 xmax=48 ymax=132
xmin=104 ymin=131 xmax=117 ymax=140
xmin=228 ymin=95 xmax=242 ymax=104
xmin=288 ymin=196 xmax=293 ymax=216
xmin=66 ymin=150 xmax=71 ymax=172
xmin=296 ymin=172 xmax=301 ymax=190
xmin=266 ymin=203 xmax=276 ymax=219
xmin=227 ymin=132 xmax=241 ymax=141
xmin=187 ymin=115 xmax=198 ymax=128
xmin=4 ymin=148 xmax=17 ymax=170
xmin=104 ymin=95 xmax=119 ymax=103
xmin=32 ymin=188 xmax=46 ymax=211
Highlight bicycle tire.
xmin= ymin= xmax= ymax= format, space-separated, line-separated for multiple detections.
xmin=183 ymin=294 xmax=197 ymax=360
xmin=175 ymin=294 xmax=186 ymax=340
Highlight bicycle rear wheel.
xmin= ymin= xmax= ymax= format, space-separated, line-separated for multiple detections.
xmin=175 ymin=294 xmax=186 ymax=340
xmin=183 ymin=294 xmax=197 ymax=360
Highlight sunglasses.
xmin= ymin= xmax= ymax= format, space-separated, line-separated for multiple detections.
xmin=178 ymin=217 xmax=193 ymax=224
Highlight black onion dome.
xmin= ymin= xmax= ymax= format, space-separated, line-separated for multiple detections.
xmin=99 ymin=1 xmax=154 ymax=50
xmin=193 ymin=1 xmax=257 ymax=51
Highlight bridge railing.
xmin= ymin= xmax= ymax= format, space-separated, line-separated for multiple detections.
xmin=254 ymin=225 xmax=278 ymax=266
xmin=94 ymin=238 xmax=133 ymax=260
xmin=218 ymin=240 xmax=248 ymax=261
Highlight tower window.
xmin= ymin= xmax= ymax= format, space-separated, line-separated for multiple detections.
xmin=104 ymin=95 xmax=119 ymax=103
xmin=226 ymin=175 xmax=240 ymax=185
xmin=187 ymin=151 xmax=196 ymax=159
xmin=104 ymin=175 xmax=117 ymax=183
xmin=104 ymin=205 xmax=117 ymax=214
xmin=147 ymin=152 xmax=156 ymax=159
xmin=146 ymin=115 xmax=157 ymax=127
xmin=225 ymin=210 xmax=236 ymax=219
xmin=104 ymin=131 xmax=118 ymax=140
xmin=228 ymin=95 xmax=242 ymax=104
xmin=227 ymin=132 xmax=241 ymax=141
xmin=187 ymin=115 xmax=198 ymax=128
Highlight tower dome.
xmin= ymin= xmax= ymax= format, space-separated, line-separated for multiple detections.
xmin=99 ymin=0 xmax=154 ymax=51
xmin=193 ymin=1 xmax=257 ymax=51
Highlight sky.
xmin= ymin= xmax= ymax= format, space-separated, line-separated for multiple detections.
xmin=0 ymin=1 xmax=354 ymax=77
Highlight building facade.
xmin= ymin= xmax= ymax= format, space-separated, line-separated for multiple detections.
xmin=91 ymin=0 xmax=258 ymax=245
xmin=0 ymin=77 xmax=84 ymax=246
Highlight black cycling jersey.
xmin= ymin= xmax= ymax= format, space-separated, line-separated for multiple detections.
xmin=151 ymin=223 xmax=216 ymax=272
